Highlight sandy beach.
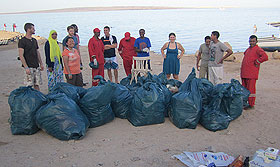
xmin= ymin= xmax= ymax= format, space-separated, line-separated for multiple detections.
xmin=0 ymin=32 xmax=279 ymax=167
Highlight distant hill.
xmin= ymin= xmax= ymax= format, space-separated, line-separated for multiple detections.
xmin=0 ymin=6 xmax=200 ymax=15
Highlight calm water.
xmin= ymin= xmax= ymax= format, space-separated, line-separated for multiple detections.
xmin=1 ymin=8 xmax=279 ymax=54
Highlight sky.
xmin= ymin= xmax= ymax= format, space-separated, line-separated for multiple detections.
xmin=0 ymin=0 xmax=279 ymax=13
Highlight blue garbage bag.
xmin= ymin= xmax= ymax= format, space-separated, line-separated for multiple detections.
xmin=36 ymin=93 xmax=89 ymax=140
xmin=50 ymin=82 xmax=87 ymax=103
xmin=169 ymin=69 xmax=202 ymax=129
xmin=128 ymin=82 xmax=165 ymax=126
xmin=8 ymin=86 xmax=47 ymax=135
xmin=79 ymin=82 xmax=115 ymax=128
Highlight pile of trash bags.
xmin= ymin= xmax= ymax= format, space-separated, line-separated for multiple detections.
xmin=8 ymin=68 xmax=250 ymax=140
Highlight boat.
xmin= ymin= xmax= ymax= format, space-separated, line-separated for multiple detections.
xmin=258 ymin=22 xmax=280 ymax=52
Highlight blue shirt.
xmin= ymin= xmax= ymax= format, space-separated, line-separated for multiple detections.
xmin=62 ymin=35 xmax=78 ymax=49
xmin=134 ymin=37 xmax=151 ymax=57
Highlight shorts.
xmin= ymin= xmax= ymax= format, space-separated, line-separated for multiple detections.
xmin=65 ymin=73 xmax=83 ymax=87
xmin=208 ymin=66 xmax=223 ymax=85
xmin=24 ymin=67 xmax=42 ymax=86
xmin=104 ymin=57 xmax=118 ymax=70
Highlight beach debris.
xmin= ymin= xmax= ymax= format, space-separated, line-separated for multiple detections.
xmin=114 ymin=160 xmax=120 ymax=166
xmin=172 ymin=151 xmax=234 ymax=167
xmin=249 ymin=148 xmax=280 ymax=167
xmin=130 ymin=157 xmax=141 ymax=162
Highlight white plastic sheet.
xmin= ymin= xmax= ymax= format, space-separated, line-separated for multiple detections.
xmin=172 ymin=151 xmax=234 ymax=167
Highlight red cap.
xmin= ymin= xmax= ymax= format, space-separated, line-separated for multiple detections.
xmin=124 ymin=32 xmax=131 ymax=40
xmin=93 ymin=28 xmax=101 ymax=33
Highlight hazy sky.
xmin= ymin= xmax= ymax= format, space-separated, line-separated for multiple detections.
xmin=0 ymin=0 xmax=279 ymax=13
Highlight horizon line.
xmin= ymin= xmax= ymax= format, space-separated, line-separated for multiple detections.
xmin=0 ymin=6 xmax=239 ymax=15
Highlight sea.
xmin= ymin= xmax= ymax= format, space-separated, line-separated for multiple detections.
xmin=0 ymin=8 xmax=279 ymax=54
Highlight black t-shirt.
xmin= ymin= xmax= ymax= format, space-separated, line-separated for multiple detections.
xmin=18 ymin=37 xmax=39 ymax=68
xmin=101 ymin=35 xmax=117 ymax=58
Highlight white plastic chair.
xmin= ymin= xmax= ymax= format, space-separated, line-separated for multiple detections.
xmin=130 ymin=57 xmax=151 ymax=84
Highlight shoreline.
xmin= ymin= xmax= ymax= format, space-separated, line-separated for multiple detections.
xmin=0 ymin=6 xmax=232 ymax=15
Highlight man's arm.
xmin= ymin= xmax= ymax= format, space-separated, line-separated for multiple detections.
xmin=18 ymin=48 xmax=31 ymax=75
xmin=219 ymin=49 xmax=233 ymax=64
xmin=254 ymin=48 xmax=268 ymax=67
xmin=37 ymin=50 xmax=44 ymax=71
xmin=196 ymin=52 xmax=202 ymax=71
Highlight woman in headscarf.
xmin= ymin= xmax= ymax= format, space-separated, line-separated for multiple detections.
xmin=44 ymin=30 xmax=64 ymax=91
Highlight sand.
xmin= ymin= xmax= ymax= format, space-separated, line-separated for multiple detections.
xmin=0 ymin=39 xmax=279 ymax=167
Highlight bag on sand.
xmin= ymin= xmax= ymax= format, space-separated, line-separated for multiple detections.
xmin=200 ymin=84 xmax=232 ymax=132
xmin=79 ymin=82 xmax=115 ymax=128
xmin=36 ymin=93 xmax=89 ymax=140
xmin=169 ymin=68 xmax=202 ymax=129
xmin=128 ymin=82 xmax=165 ymax=126
xmin=120 ymin=74 xmax=143 ymax=94
xmin=50 ymin=82 xmax=87 ymax=103
xmin=95 ymin=76 xmax=133 ymax=119
xmin=110 ymin=83 xmax=133 ymax=119
xmin=8 ymin=86 xmax=46 ymax=135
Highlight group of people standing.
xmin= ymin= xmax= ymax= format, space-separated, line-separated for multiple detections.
xmin=18 ymin=23 xmax=268 ymax=109
xmin=195 ymin=31 xmax=268 ymax=109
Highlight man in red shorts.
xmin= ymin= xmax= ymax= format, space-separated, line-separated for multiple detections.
xmin=118 ymin=32 xmax=137 ymax=76
xmin=88 ymin=28 xmax=104 ymax=86
xmin=241 ymin=35 xmax=268 ymax=109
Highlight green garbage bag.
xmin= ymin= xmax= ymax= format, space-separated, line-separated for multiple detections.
xmin=120 ymin=74 xmax=143 ymax=94
xmin=169 ymin=68 xmax=202 ymax=129
xmin=79 ymin=82 xmax=115 ymax=128
xmin=200 ymin=86 xmax=232 ymax=132
xmin=8 ymin=86 xmax=46 ymax=135
xmin=221 ymin=79 xmax=248 ymax=121
xmin=111 ymin=83 xmax=133 ymax=119
xmin=36 ymin=93 xmax=89 ymax=140
xmin=128 ymin=82 xmax=165 ymax=126
xmin=50 ymin=82 xmax=87 ymax=103
xmin=94 ymin=76 xmax=133 ymax=119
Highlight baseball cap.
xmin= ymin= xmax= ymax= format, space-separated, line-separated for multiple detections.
xmin=124 ymin=32 xmax=131 ymax=40
xmin=93 ymin=28 xmax=101 ymax=33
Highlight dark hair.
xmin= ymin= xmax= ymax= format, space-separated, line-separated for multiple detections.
xmin=139 ymin=29 xmax=145 ymax=32
xmin=65 ymin=37 xmax=74 ymax=47
xmin=104 ymin=26 xmax=110 ymax=30
xmin=212 ymin=31 xmax=220 ymax=39
xmin=67 ymin=26 xmax=74 ymax=31
xmin=205 ymin=36 xmax=211 ymax=41
xmin=169 ymin=33 xmax=176 ymax=37
xmin=24 ymin=23 xmax=34 ymax=32
xmin=71 ymin=24 xmax=78 ymax=33
xmin=249 ymin=35 xmax=258 ymax=41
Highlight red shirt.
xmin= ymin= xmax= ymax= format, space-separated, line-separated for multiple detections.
xmin=241 ymin=45 xmax=268 ymax=79
xmin=118 ymin=37 xmax=137 ymax=60
xmin=88 ymin=36 xmax=105 ymax=65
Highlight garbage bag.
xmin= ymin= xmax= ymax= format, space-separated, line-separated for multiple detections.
xmin=79 ymin=83 xmax=115 ymax=128
xmin=200 ymin=84 xmax=232 ymax=132
xmin=36 ymin=93 xmax=89 ymax=140
xmin=120 ymin=74 xmax=143 ymax=94
xmin=8 ymin=86 xmax=46 ymax=135
xmin=128 ymin=82 xmax=165 ymax=126
xmin=50 ymin=82 xmax=87 ymax=103
xmin=198 ymin=79 xmax=213 ymax=105
xmin=93 ymin=76 xmax=133 ymax=119
xmin=110 ymin=83 xmax=133 ymax=119
xmin=169 ymin=68 xmax=202 ymax=129
xmin=220 ymin=79 xmax=244 ymax=120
